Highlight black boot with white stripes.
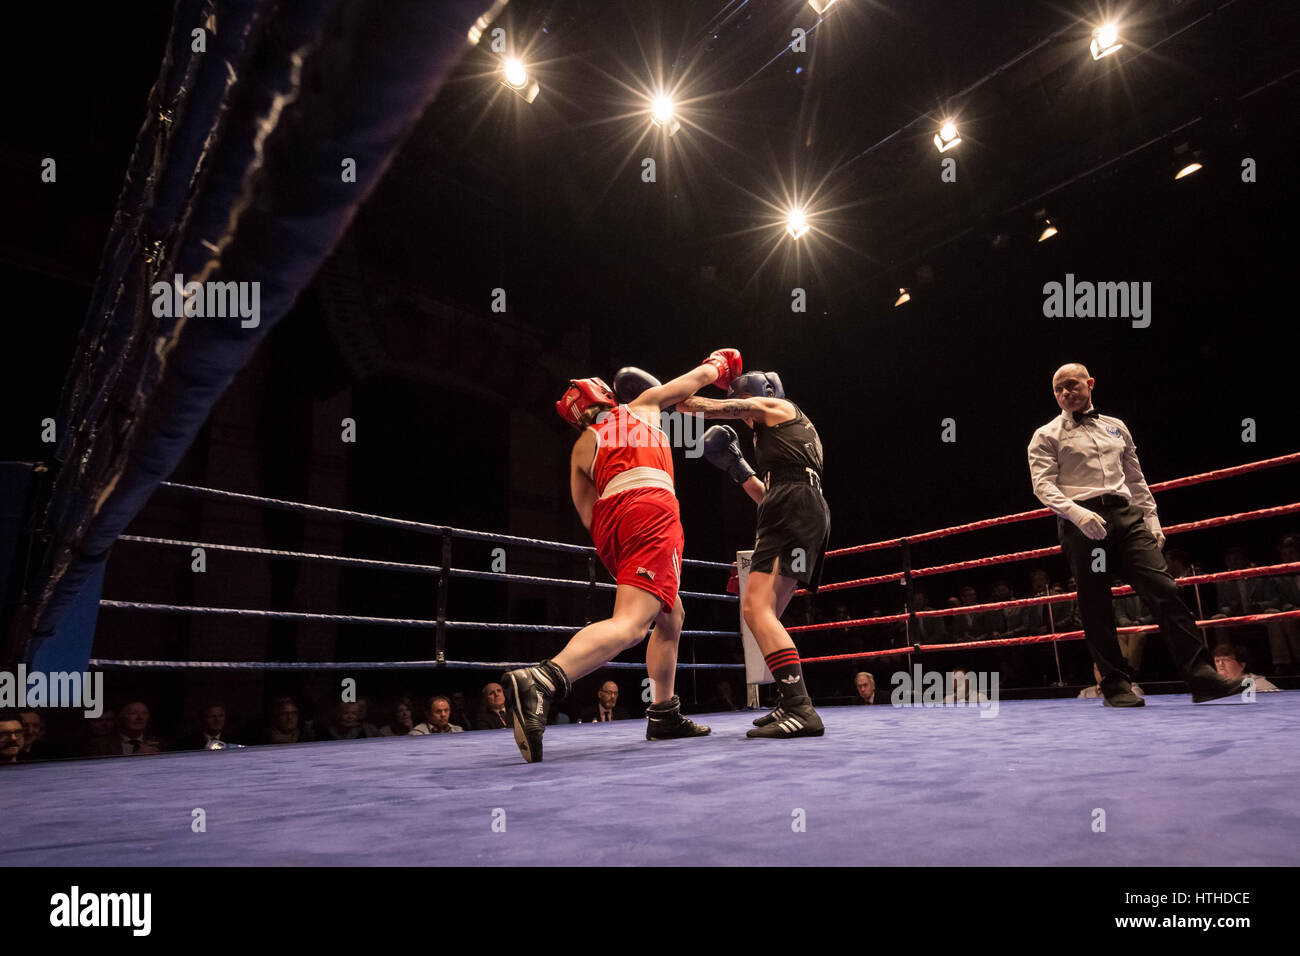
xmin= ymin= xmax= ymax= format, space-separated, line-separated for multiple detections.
xmin=746 ymin=695 xmax=824 ymax=738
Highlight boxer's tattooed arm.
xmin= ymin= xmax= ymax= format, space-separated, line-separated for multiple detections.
xmin=676 ymin=396 xmax=758 ymax=418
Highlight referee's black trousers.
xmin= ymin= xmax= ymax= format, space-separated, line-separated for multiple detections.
xmin=1058 ymin=500 xmax=1212 ymax=688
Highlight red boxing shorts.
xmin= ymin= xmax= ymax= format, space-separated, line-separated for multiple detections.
xmin=590 ymin=487 xmax=684 ymax=612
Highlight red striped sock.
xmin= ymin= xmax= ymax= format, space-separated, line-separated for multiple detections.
xmin=763 ymin=647 xmax=807 ymax=701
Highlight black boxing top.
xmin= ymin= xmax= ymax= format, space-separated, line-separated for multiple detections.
xmin=753 ymin=403 xmax=824 ymax=480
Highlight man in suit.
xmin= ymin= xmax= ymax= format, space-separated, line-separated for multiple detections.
xmin=579 ymin=681 xmax=630 ymax=722
xmin=174 ymin=703 xmax=237 ymax=750
xmin=86 ymin=701 xmax=164 ymax=756
xmin=474 ymin=682 xmax=510 ymax=730
xmin=1265 ymin=534 xmax=1300 ymax=669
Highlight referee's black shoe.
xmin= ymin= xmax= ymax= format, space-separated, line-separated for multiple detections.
xmin=1101 ymin=675 xmax=1145 ymax=707
xmin=645 ymin=695 xmax=711 ymax=740
xmin=1186 ymin=665 xmax=1250 ymax=703
xmin=746 ymin=696 xmax=824 ymax=738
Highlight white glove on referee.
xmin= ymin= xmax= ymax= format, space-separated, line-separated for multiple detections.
xmin=1144 ymin=515 xmax=1166 ymax=549
xmin=1071 ymin=507 xmax=1109 ymax=541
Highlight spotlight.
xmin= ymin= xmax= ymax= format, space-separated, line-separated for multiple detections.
xmin=786 ymin=208 xmax=811 ymax=239
xmin=934 ymin=121 xmax=961 ymax=153
xmin=808 ymin=0 xmax=841 ymax=13
xmin=1173 ymin=142 xmax=1205 ymax=180
xmin=1090 ymin=23 xmax=1123 ymax=60
xmin=651 ymin=93 xmax=681 ymax=136
xmin=500 ymin=57 xmax=540 ymax=103
xmin=1035 ymin=210 xmax=1059 ymax=243
xmin=893 ymin=288 xmax=911 ymax=307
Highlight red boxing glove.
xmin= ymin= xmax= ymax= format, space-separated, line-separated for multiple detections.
xmin=726 ymin=564 xmax=740 ymax=595
xmin=702 ymin=348 xmax=743 ymax=390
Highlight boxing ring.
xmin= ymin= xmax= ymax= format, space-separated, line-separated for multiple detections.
xmin=2 ymin=451 xmax=1296 ymax=866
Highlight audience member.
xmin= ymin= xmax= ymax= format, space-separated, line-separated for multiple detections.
xmin=579 ymin=681 xmax=629 ymax=722
xmin=355 ymin=697 xmax=382 ymax=737
xmin=853 ymin=672 xmax=878 ymax=705
xmin=909 ymin=590 xmax=947 ymax=643
xmin=380 ymin=697 xmax=416 ymax=736
xmin=1112 ymin=579 xmax=1152 ymax=671
xmin=984 ymin=580 xmax=1029 ymax=638
xmin=255 ymin=696 xmax=313 ymax=745
xmin=411 ymin=696 xmax=463 ymax=734
xmin=449 ymin=691 xmax=475 ymax=732
xmin=174 ymin=703 xmax=235 ymax=750
xmin=86 ymin=701 xmax=163 ymax=756
xmin=1264 ymin=533 xmax=1300 ymax=669
xmin=0 ymin=711 xmax=24 ymax=765
xmin=474 ymin=682 xmax=510 ymax=730
xmin=943 ymin=669 xmax=988 ymax=703
xmin=18 ymin=709 xmax=57 ymax=760
xmin=1212 ymin=643 xmax=1279 ymax=692
xmin=315 ymin=700 xmax=376 ymax=740
xmin=949 ymin=586 xmax=985 ymax=641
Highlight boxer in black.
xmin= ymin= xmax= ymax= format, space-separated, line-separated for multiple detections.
xmin=678 ymin=371 xmax=830 ymax=738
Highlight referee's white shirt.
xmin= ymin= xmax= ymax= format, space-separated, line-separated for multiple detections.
xmin=1027 ymin=406 xmax=1162 ymax=536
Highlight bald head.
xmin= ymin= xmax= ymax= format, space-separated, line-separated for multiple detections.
xmin=1053 ymin=362 xmax=1089 ymax=381
xmin=1052 ymin=363 xmax=1094 ymax=415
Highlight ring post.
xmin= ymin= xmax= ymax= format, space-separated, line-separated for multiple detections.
xmin=901 ymin=537 xmax=916 ymax=649
xmin=584 ymin=552 xmax=597 ymax=625
xmin=436 ymin=529 xmax=451 ymax=666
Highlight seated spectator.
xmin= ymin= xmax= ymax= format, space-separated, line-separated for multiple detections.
xmin=910 ymin=590 xmax=947 ymax=643
xmin=1055 ymin=580 xmax=1082 ymax=631
xmin=86 ymin=701 xmax=164 ymax=756
xmin=1025 ymin=569 xmax=1055 ymax=635
xmin=984 ymin=580 xmax=1029 ymax=638
xmin=1264 ymin=533 xmax=1300 ymax=670
xmin=852 ymin=672 xmax=878 ymax=705
xmin=943 ymin=669 xmax=988 ymax=704
xmin=948 ymin=586 xmax=986 ymax=641
xmin=315 ymin=701 xmax=376 ymax=740
xmin=578 ymin=681 xmax=629 ymax=723
xmin=380 ymin=697 xmax=416 ymax=736
xmin=0 ymin=710 xmax=24 ymax=765
xmin=411 ymin=695 xmax=464 ymax=734
xmin=174 ymin=703 xmax=236 ymax=750
xmin=707 ymin=679 xmax=742 ymax=712
xmin=475 ymin=683 xmax=510 ymax=730
xmin=18 ymin=709 xmax=57 ymax=761
xmin=449 ymin=691 xmax=475 ymax=732
xmin=355 ymin=697 xmax=382 ymax=737
xmin=82 ymin=707 xmax=117 ymax=753
xmin=254 ymin=696 xmax=313 ymax=745
xmin=1214 ymin=548 xmax=1282 ymax=617
xmin=1212 ymin=643 xmax=1280 ymax=692
xmin=1078 ymin=663 xmax=1144 ymax=700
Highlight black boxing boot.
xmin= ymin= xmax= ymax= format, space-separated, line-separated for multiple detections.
xmin=503 ymin=659 xmax=570 ymax=763
xmin=746 ymin=695 xmax=824 ymax=738
xmin=1185 ymin=664 xmax=1250 ymax=703
xmin=752 ymin=702 xmax=791 ymax=727
xmin=645 ymin=695 xmax=711 ymax=741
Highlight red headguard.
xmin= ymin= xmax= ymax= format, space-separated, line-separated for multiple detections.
xmin=555 ymin=377 xmax=617 ymax=427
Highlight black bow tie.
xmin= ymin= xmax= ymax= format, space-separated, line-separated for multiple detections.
xmin=1072 ymin=408 xmax=1100 ymax=424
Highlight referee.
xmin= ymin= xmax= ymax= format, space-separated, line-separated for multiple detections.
xmin=1027 ymin=363 xmax=1248 ymax=707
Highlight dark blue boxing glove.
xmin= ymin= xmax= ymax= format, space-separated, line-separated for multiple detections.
xmin=703 ymin=425 xmax=756 ymax=485
xmin=613 ymin=366 xmax=661 ymax=404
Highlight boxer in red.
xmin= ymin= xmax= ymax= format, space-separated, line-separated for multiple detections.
xmin=502 ymin=349 xmax=743 ymax=762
